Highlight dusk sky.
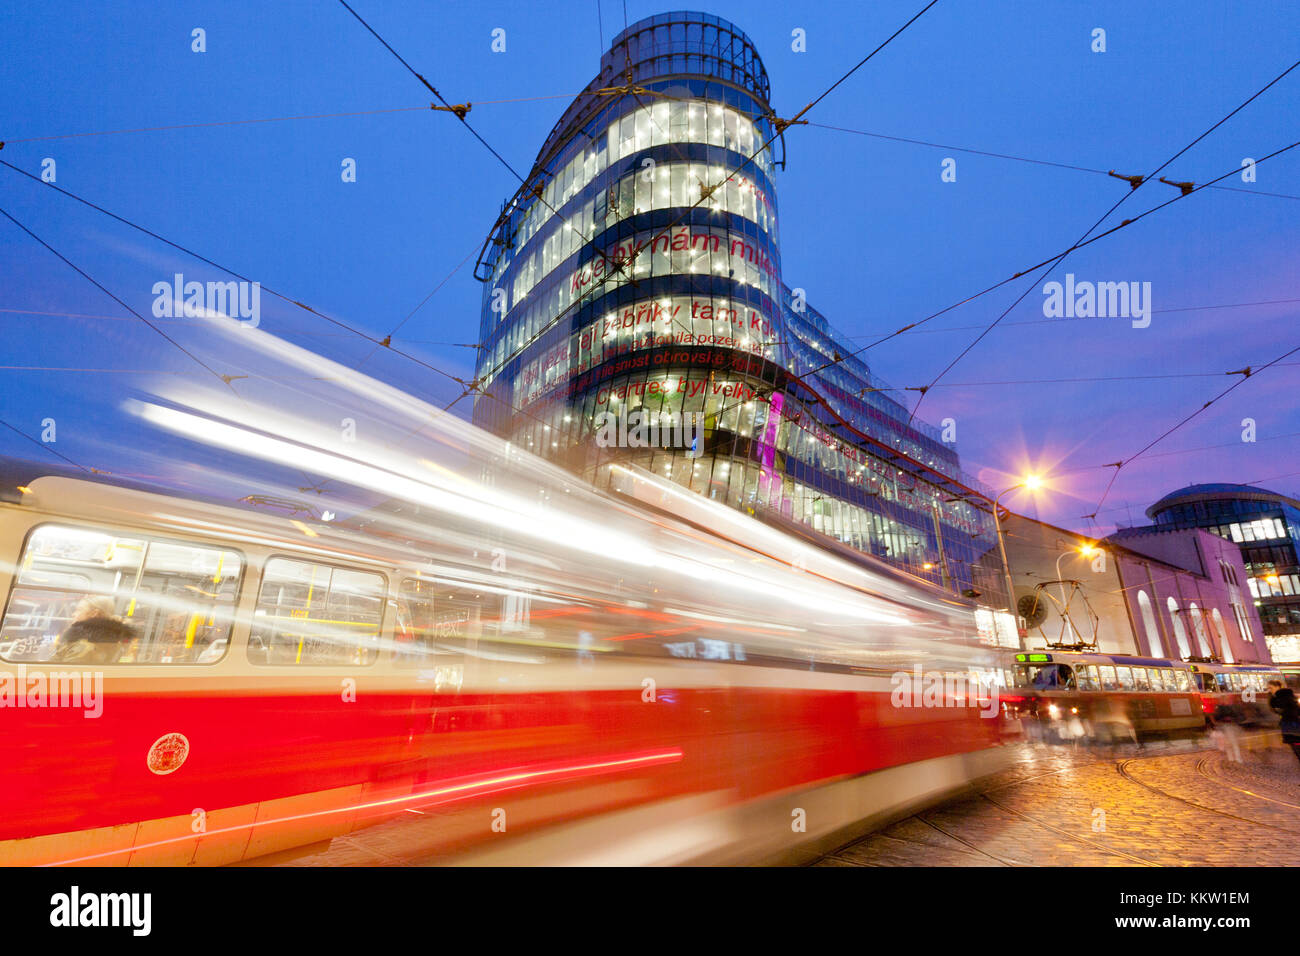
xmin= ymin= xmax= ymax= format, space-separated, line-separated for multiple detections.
xmin=2 ymin=0 xmax=1297 ymax=533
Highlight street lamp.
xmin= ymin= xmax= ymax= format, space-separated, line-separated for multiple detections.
xmin=992 ymin=473 xmax=1045 ymax=647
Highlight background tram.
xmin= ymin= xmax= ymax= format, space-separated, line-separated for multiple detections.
xmin=1186 ymin=662 xmax=1285 ymax=726
xmin=1002 ymin=650 xmax=1206 ymax=741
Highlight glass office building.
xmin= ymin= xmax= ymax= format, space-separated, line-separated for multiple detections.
xmin=471 ymin=12 xmax=1008 ymax=615
xmin=1146 ymin=483 xmax=1300 ymax=667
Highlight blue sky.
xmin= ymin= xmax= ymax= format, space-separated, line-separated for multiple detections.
xmin=1 ymin=0 xmax=1297 ymax=531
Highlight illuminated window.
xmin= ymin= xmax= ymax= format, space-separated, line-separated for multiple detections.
xmin=248 ymin=558 xmax=385 ymax=666
xmin=1 ymin=524 xmax=242 ymax=665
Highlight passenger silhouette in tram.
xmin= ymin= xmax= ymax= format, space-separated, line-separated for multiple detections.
xmin=1032 ymin=664 xmax=1074 ymax=691
xmin=51 ymin=596 xmax=136 ymax=665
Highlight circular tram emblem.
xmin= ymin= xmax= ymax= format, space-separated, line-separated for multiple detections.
xmin=146 ymin=733 xmax=190 ymax=775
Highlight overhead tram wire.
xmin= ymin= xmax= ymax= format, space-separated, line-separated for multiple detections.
xmin=0 ymin=205 xmax=237 ymax=394
xmin=0 ymin=159 xmax=619 ymax=499
xmin=1084 ymin=468 xmax=1300 ymax=522
xmin=697 ymin=134 xmax=1300 ymax=528
xmin=702 ymin=140 xmax=1300 ymax=468
xmin=332 ymin=0 xmax=606 ymax=247
xmin=807 ymin=122 xmax=1300 ymax=202
xmin=352 ymin=244 xmax=480 ymax=371
xmin=465 ymin=0 xmax=942 ymax=397
xmin=842 ymin=296 xmax=1300 ymax=339
xmin=900 ymin=55 xmax=1300 ymax=421
xmin=318 ymin=1 xmax=945 ymax=499
xmin=800 ymin=137 xmax=1300 ymax=389
xmin=803 ymin=55 xmax=1300 ymax=389
xmin=333 ymin=0 xmax=677 ymax=383
xmin=0 ymin=305 xmax=484 ymax=350
xmin=0 ymin=417 xmax=94 ymax=474
xmin=0 ymin=165 xmax=601 ymax=496
xmin=0 ymin=203 xmax=338 ymax=492
xmin=9 ymin=98 xmax=1290 ymax=201
xmin=0 ymin=159 xmax=472 ymax=393
xmin=0 ymin=95 xmax=583 ymax=145
xmin=0 ymin=160 xmax=542 ymax=496
xmin=839 ymin=362 xmax=1300 ymax=392
xmin=1087 ymin=338 xmax=1300 ymax=518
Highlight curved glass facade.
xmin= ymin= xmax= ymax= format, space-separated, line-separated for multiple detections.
xmin=471 ymin=12 xmax=1005 ymax=607
xmin=1147 ymin=484 xmax=1300 ymax=664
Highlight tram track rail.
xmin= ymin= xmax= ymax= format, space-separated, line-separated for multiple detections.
xmin=1114 ymin=745 xmax=1300 ymax=835
xmin=821 ymin=737 xmax=1298 ymax=867
xmin=972 ymin=790 xmax=1162 ymax=867
xmin=821 ymin=747 xmax=1164 ymax=867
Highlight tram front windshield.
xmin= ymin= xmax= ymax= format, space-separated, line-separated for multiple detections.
xmin=1016 ymin=663 xmax=1076 ymax=691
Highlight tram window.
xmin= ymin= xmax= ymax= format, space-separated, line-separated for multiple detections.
xmin=1076 ymin=664 xmax=1099 ymax=691
xmin=248 ymin=558 xmax=384 ymax=666
xmin=0 ymin=524 xmax=242 ymax=665
xmin=1020 ymin=663 xmax=1074 ymax=690
xmin=1098 ymin=665 xmax=1118 ymax=690
xmin=1131 ymin=667 xmax=1151 ymax=691
xmin=392 ymin=577 xmax=479 ymax=677
xmin=1172 ymin=670 xmax=1191 ymax=692
xmin=1115 ymin=665 xmax=1134 ymax=690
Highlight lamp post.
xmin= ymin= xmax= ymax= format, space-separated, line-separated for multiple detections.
xmin=992 ymin=474 xmax=1043 ymax=648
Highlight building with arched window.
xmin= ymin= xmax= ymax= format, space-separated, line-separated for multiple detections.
xmin=470 ymin=12 xmax=1010 ymax=628
xmin=998 ymin=510 xmax=1268 ymax=662
xmin=1142 ymin=482 xmax=1300 ymax=671
xmin=1109 ymin=524 xmax=1268 ymax=665
xmin=1137 ymin=590 xmax=1161 ymax=656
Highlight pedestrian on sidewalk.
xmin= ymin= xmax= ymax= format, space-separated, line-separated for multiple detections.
xmin=1209 ymin=704 xmax=1243 ymax=763
xmin=1277 ymin=696 xmax=1300 ymax=768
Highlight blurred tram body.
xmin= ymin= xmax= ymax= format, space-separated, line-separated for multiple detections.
xmin=0 ymin=456 xmax=1013 ymax=866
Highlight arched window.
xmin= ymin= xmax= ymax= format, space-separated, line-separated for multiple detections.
xmin=1167 ymin=596 xmax=1191 ymax=658
xmin=1211 ymin=609 xmax=1233 ymax=663
xmin=1233 ymin=603 xmax=1254 ymax=644
xmin=1188 ymin=602 xmax=1211 ymax=657
xmin=1137 ymin=590 xmax=1162 ymax=657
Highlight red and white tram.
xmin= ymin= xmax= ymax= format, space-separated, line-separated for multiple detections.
xmin=1186 ymin=661 xmax=1285 ymax=726
xmin=0 ymin=458 xmax=1013 ymax=866
xmin=1001 ymin=650 xmax=1206 ymax=742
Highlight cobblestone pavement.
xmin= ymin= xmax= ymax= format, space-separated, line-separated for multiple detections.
xmin=817 ymin=737 xmax=1300 ymax=867
xmin=281 ymin=738 xmax=1299 ymax=867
